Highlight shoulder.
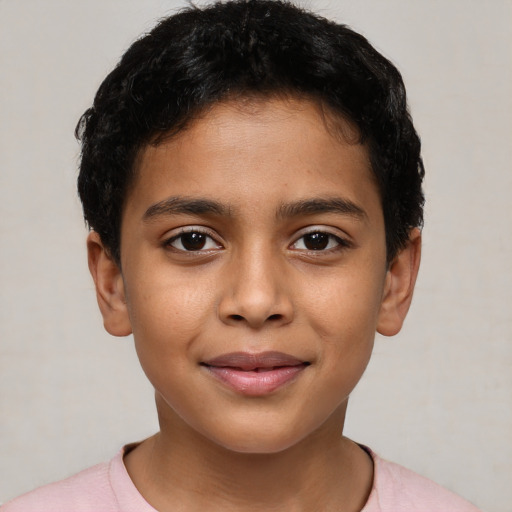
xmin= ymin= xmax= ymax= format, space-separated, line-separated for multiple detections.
xmin=1 ymin=458 xmax=116 ymax=512
xmin=363 ymin=450 xmax=481 ymax=512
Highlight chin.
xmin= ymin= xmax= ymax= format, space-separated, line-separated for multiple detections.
xmin=208 ymin=424 xmax=309 ymax=456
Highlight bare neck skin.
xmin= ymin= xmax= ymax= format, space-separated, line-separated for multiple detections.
xmin=124 ymin=396 xmax=373 ymax=512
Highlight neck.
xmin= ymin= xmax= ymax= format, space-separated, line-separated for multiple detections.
xmin=124 ymin=400 xmax=373 ymax=512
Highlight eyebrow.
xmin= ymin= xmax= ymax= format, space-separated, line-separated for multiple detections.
xmin=277 ymin=198 xmax=367 ymax=221
xmin=143 ymin=196 xmax=229 ymax=221
xmin=142 ymin=195 xmax=367 ymax=222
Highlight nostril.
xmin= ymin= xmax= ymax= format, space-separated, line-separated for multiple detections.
xmin=228 ymin=313 xmax=282 ymax=323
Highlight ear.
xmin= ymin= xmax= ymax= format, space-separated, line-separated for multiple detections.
xmin=377 ymin=228 xmax=422 ymax=337
xmin=86 ymin=231 xmax=132 ymax=337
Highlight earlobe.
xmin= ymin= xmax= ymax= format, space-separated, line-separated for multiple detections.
xmin=377 ymin=228 xmax=421 ymax=337
xmin=86 ymin=231 xmax=132 ymax=337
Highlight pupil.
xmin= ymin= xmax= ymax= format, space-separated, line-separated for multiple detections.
xmin=304 ymin=232 xmax=329 ymax=250
xmin=182 ymin=232 xmax=206 ymax=250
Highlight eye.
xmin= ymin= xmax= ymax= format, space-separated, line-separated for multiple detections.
xmin=166 ymin=230 xmax=221 ymax=252
xmin=291 ymin=231 xmax=347 ymax=251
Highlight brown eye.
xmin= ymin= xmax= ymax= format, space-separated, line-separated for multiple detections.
xmin=180 ymin=232 xmax=207 ymax=250
xmin=291 ymin=231 xmax=347 ymax=252
xmin=303 ymin=232 xmax=330 ymax=250
xmin=167 ymin=231 xmax=221 ymax=252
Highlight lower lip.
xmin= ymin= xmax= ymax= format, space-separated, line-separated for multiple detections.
xmin=204 ymin=365 xmax=307 ymax=396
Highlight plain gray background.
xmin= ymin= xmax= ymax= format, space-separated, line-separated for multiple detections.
xmin=1 ymin=1 xmax=511 ymax=510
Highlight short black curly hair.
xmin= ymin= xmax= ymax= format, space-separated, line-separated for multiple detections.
xmin=76 ymin=0 xmax=424 ymax=265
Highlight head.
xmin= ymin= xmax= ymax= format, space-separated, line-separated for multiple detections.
xmin=79 ymin=0 xmax=423 ymax=454
xmin=76 ymin=0 xmax=424 ymax=266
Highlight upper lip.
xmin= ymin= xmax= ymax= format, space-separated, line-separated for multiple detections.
xmin=202 ymin=351 xmax=309 ymax=371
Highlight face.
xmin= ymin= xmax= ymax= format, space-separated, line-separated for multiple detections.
xmin=91 ymin=97 xmax=417 ymax=454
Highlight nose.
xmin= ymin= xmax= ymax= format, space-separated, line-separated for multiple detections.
xmin=217 ymin=246 xmax=294 ymax=329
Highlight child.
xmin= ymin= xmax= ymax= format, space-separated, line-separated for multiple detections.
xmin=3 ymin=1 xmax=481 ymax=510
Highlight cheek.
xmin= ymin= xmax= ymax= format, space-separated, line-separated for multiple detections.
xmin=125 ymin=269 xmax=217 ymax=355
xmin=299 ymin=266 xmax=385 ymax=396
xmin=302 ymin=271 xmax=384 ymax=342
xmin=307 ymin=285 xmax=378 ymax=405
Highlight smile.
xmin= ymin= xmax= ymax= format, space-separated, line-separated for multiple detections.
xmin=201 ymin=351 xmax=310 ymax=396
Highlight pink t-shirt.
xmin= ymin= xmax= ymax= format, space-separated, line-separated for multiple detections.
xmin=2 ymin=447 xmax=481 ymax=511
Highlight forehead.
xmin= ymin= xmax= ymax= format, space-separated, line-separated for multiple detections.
xmin=126 ymin=97 xmax=381 ymax=222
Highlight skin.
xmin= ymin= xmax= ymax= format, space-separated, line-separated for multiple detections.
xmin=87 ymin=97 xmax=421 ymax=512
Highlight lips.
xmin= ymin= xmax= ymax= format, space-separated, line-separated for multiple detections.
xmin=201 ymin=351 xmax=310 ymax=396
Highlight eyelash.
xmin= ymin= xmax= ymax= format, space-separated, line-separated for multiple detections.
xmin=289 ymin=230 xmax=350 ymax=253
xmin=164 ymin=228 xmax=222 ymax=252
xmin=163 ymin=228 xmax=350 ymax=254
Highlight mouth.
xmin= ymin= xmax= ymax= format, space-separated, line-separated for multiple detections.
xmin=201 ymin=351 xmax=310 ymax=396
